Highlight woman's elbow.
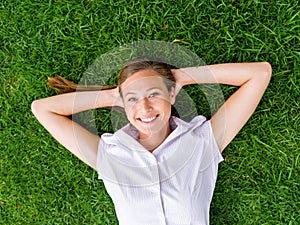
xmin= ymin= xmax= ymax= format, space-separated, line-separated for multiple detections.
xmin=264 ymin=62 xmax=272 ymax=80
xmin=258 ymin=62 xmax=272 ymax=85
xmin=31 ymin=99 xmax=44 ymax=118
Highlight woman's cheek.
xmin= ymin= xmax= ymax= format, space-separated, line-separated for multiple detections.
xmin=124 ymin=104 xmax=136 ymax=119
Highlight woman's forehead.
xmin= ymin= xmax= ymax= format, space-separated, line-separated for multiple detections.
xmin=121 ymin=70 xmax=167 ymax=93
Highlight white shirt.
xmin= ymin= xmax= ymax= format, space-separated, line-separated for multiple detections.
xmin=96 ymin=116 xmax=223 ymax=225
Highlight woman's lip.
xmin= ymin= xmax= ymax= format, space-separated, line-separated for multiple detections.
xmin=137 ymin=114 xmax=159 ymax=123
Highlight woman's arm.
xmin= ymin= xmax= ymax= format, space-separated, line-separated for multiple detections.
xmin=174 ymin=62 xmax=272 ymax=152
xmin=31 ymin=88 xmax=121 ymax=170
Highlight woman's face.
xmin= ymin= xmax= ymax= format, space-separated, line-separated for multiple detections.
xmin=121 ymin=69 xmax=175 ymax=139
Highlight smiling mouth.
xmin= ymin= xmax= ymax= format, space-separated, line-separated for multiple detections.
xmin=138 ymin=114 xmax=159 ymax=123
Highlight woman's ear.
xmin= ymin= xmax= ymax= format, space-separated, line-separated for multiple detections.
xmin=170 ymin=87 xmax=176 ymax=105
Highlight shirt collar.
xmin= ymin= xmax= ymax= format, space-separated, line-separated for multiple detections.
xmin=114 ymin=116 xmax=184 ymax=153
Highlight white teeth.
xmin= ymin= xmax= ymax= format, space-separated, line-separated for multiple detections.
xmin=140 ymin=116 xmax=156 ymax=122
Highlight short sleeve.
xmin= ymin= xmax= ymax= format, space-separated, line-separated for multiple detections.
xmin=190 ymin=116 xmax=223 ymax=171
xmin=96 ymin=137 xmax=106 ymax=180
xmin=96 ymin=133 xmax=115 ymax=180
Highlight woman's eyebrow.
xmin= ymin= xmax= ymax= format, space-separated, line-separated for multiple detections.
xmin=124 ymin=91 xmax=136 ymax=97
xmin=146 ymin=87 xmax=163 ymax=92
xmin=124 ymin=87 xmax=162 ymax=97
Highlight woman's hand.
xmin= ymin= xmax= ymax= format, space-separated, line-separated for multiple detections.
xmin=111 ymin=87 xmax=124 ymax=109
xmin=172 ymin=69 xmax=187 ymax=97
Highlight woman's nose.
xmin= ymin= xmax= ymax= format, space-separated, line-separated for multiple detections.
xmin=137 ymin=97 xmax=152 ymax=112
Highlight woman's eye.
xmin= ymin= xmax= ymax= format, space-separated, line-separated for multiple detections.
xmin=128 ymin=97 xmax=137 ymax=102
xmin=149 ymin=92 xmax=159 ymax=98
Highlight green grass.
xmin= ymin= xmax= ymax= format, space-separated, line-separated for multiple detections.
xmin=1 ymin=0 xmax=299 ymax=224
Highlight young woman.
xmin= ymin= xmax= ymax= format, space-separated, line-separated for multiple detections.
xmin=31 ymin=59 xmax=272 ymax=225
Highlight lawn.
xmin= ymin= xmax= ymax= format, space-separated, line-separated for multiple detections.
xmin=1 ymin=0 xmax=299 ymax=224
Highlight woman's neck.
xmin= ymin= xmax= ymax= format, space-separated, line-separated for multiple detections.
xmin=138 ymin=125 xmax=171 ymax=152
